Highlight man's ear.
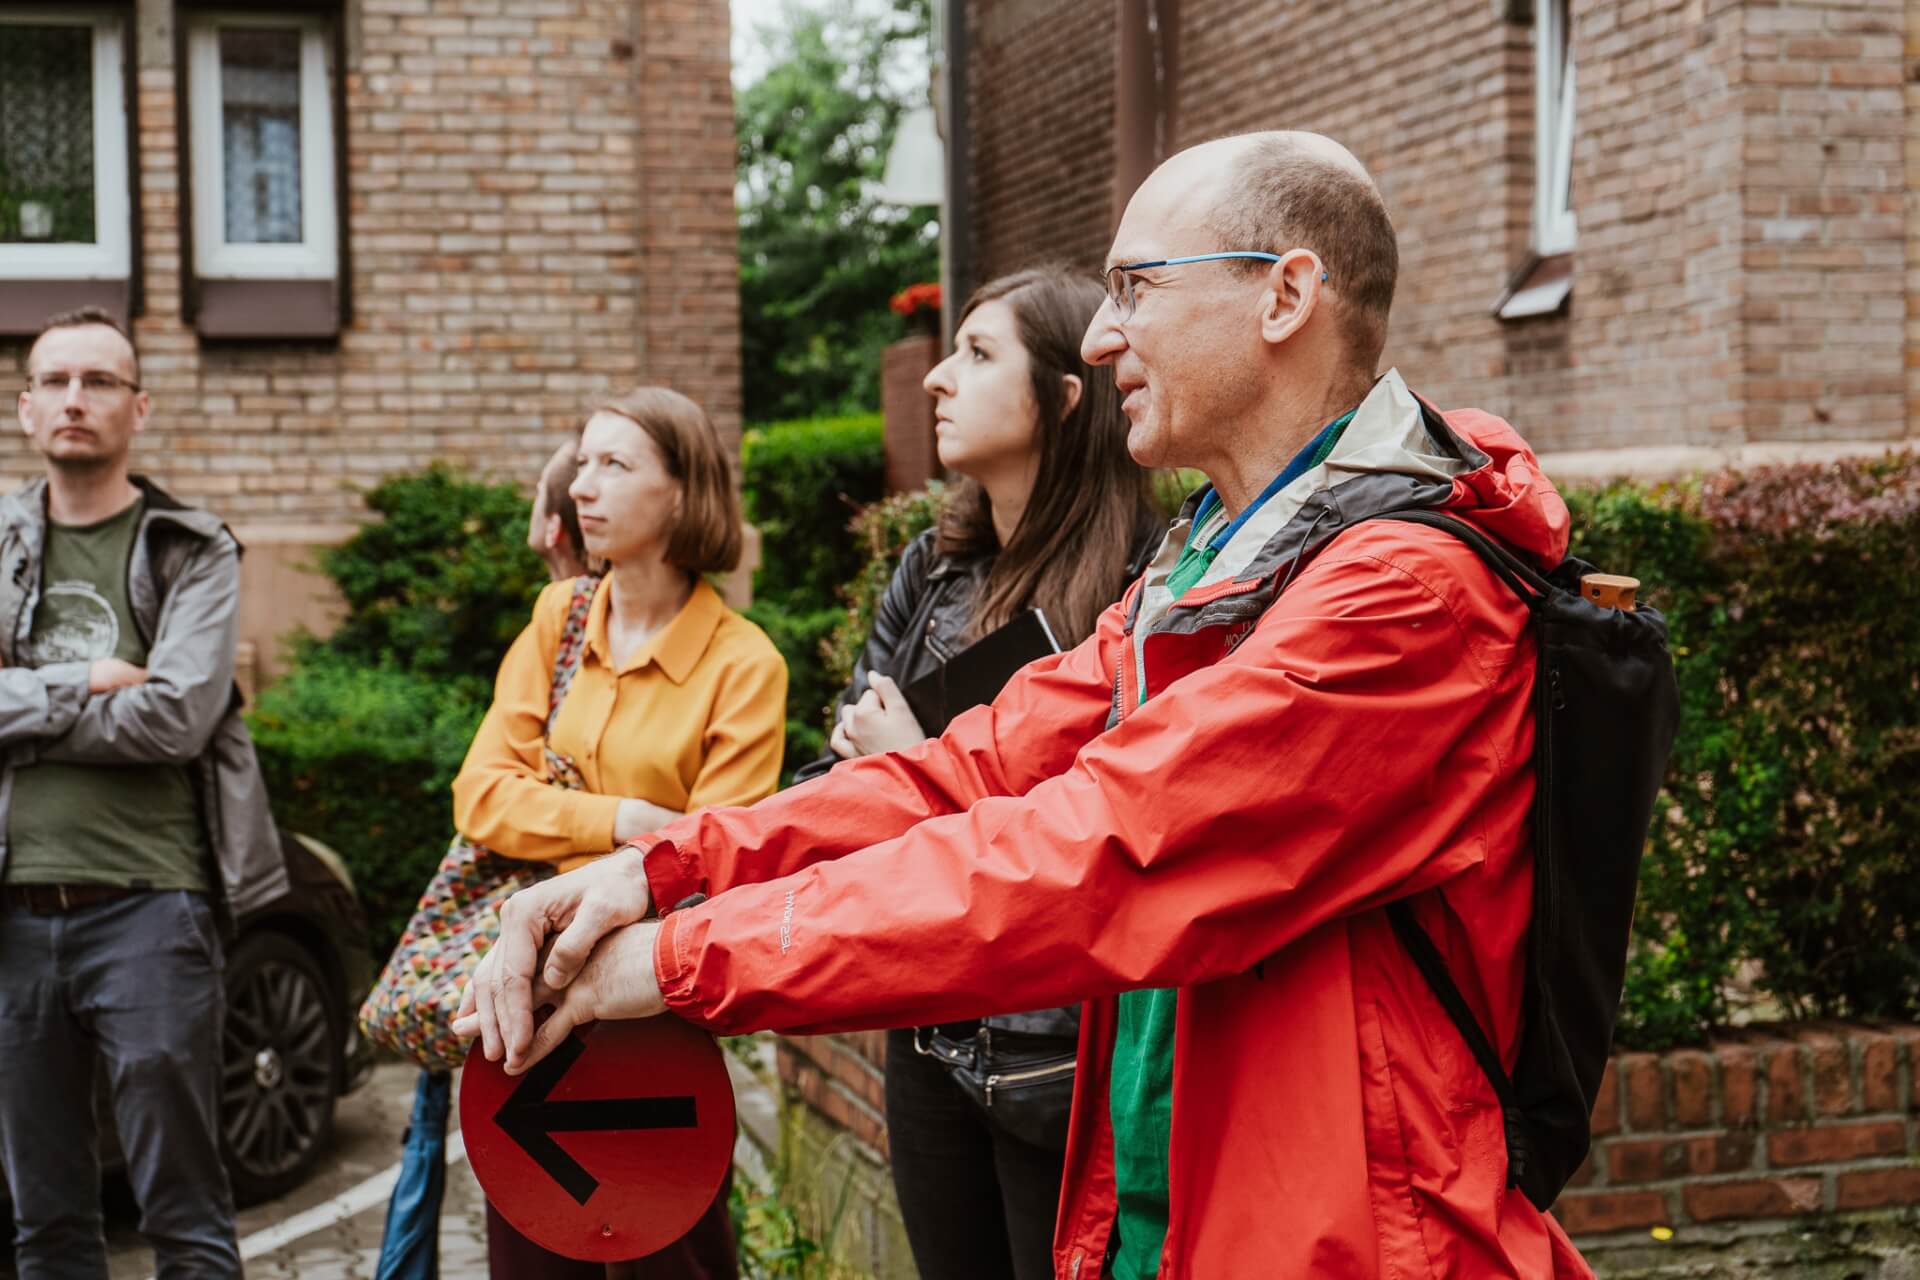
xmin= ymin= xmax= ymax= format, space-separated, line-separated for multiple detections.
xmin=1060 ymin=372 xmax=1083 ymax=418
xmin=1258 ymin=249 xmax=1326 ymax=348
xmin=129 ymin=389 xmax=151 ymax=438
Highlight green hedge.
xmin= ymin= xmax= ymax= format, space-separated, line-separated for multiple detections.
xmin=740 ymin=414 xmax=888 ymax=776
xmin=250 ymin=467 xmax=545 ymax=956
xmin=1573 ymin=451 xmax=1920 ymax=1046
xmin=312 ymin=463 xmax=551 ymax=690
xmin=742 ymin=414 xmax=886 ymax=612
xmin=251 ymin=656 xmax=487 ymax=956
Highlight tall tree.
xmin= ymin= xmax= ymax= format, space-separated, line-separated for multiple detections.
xmin=735 ymin=0 xmax=939 ymax=424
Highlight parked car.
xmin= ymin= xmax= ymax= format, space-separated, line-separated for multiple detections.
xmin=217 ymin=828 xmax=377 ymax=1205
xmin=0 ymin=827 xmax=376 ymax=1211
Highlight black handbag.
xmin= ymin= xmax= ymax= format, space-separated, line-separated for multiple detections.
xmin=913 ymin=1023 xmax=1077 ymax=1152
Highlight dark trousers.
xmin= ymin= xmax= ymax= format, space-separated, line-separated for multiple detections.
xmin=0 ymin=892 xmax=240 ymax=1280
xmin=485 ymin=1165 xmax=737 ymax=1279
xmin=884 ymin=1027 xmax=1066 ymax=1280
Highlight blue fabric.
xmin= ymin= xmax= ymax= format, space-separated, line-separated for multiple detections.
xmin=1201 ymin=408 xmax=1357 ymax=555
xmin=374 ymin=1070 xmax=452 ymax=1280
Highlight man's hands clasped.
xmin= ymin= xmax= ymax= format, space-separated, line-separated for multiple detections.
xmin=452 ymin=843 xmax=668 ymax=1075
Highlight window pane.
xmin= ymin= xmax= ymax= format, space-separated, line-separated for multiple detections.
xmin=0 ymin=25 xmax=97 ymax=245
xmin=219 ymin=27 xmax=303 ymax=245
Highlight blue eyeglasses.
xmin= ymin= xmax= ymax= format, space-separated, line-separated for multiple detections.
xmin=1103 ymin=252 xmax=1327 ymax=320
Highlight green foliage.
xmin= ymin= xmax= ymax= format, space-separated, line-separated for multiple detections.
xmin=746 ymin=600 xmax=843 ymax=774
xmin=311 ymin=464 xmax=549 ymax=689
xmin=735 ymin=0 xmax=939 ymax=424
xmin=821 ymin=486 xmax=943 ymax=690
xmin=1569 ymin=451 xmax=1920 ymax=1047
xmin=740 ymin=413 xmax=889 ymax=776
xmin=248 ymin=654 xmax=487 ymax=956
xmin=730 ymin=1085 xmax=867 ymax=1279
xmin=250 ymin=465 xmax=544 ymax=955
xmin=743 ymin=414 xmax=888 ymax=611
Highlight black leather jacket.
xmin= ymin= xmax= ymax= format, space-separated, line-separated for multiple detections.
xmin=794 ymin=518 xmax=1164 ymax=1040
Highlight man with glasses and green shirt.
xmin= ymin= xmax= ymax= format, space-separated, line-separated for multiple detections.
xmin=459 ymin=132 xmax=1593 ymax=1279
xmin=0 ymin=307 xmax=285 ymax=1279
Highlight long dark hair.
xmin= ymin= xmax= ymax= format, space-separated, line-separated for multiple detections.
xmin=936 ymin=267 xmax=1159 ymax=645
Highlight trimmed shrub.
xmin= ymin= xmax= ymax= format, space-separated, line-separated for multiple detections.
xmin=821 ymin=486 xmax=943 ymax=690
xmin=250 ymin=655 xmax=487 ymax=956
xmin=251 ymin=465 xmax=544 ymax=955
xmin=311 ymin=464 xmax=549 ymax=689
xmin=1580 ymin=451 xmax=1920 ymax=1046
xmin=741 ymin=414 xmax=888 ymax=777
xmin=742 ymin=414 xmax=886 ymax=611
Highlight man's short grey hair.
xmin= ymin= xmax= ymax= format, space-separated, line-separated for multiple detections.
xmin=1205 ymin=136 xmax=1399 ymax=375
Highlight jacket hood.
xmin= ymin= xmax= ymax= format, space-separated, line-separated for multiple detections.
xmin=1130 ymin=370 xmax=1569 ymax=641
xmin=1430 ymin=405 xmax=1570 ymax=571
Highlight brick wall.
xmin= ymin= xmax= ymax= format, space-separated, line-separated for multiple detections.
xmin=1560 ymin=1023 xmax=1920 ymax=1242
xmin=963 ymin=0 xmax=1920 ymax=460
xmin=963 ymin=0 xmax=1118 ymax=283
xmin=1 ymin=0 xmax=742 ymax=674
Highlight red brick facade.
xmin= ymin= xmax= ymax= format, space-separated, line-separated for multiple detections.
xmin=959 ymin=0 xmax=1920 ymax=466
xmin=2 ymin=0 xmax=742 ymax=676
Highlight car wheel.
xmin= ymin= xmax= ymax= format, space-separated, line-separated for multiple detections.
xmin=220 ymin=931 xmax=340 ymax=1206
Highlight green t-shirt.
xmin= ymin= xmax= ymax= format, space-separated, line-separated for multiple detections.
xmin=1106 ymin=409 xmax=1355 ymax=1279
xmin=7 ymin=498 xmax=210 ymax=891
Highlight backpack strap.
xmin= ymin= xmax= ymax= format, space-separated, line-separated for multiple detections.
xmin=1384 ymin=899 xmax=1533 ymax=1193
xmin=1370 ymin=508 xmax=1551 ymax=606
xmin=1368 ymin=507 xmax=1547 ymax=1195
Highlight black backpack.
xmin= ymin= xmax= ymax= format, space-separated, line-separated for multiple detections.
xmin=1370 ymin=508 xmax=1681 ymax=1212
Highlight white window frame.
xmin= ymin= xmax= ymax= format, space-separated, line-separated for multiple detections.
xmin=1533 ymin=0 xmax=1577 ymax=256
xmin=187 ymin=12 xmax=336 ymax=280
xmin=0 ymin=10 xmax=131 ymax=280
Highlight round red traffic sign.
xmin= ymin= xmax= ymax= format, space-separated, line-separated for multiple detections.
xmin=461 ymin=1016 xmax=735 ymax=1262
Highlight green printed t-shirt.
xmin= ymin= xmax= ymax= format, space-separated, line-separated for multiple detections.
xmin=1106 ymin=409 xmax=1354 ymax=1280
xmin=7 ymin=498 xmax=210 ymax=890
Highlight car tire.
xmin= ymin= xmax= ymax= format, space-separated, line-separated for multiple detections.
xmin=220 ymin=930 xmax=341 ymax=1207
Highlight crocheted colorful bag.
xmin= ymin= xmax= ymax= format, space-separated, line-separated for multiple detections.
xmin=357 ymin=575 xmax=596 ymax=1071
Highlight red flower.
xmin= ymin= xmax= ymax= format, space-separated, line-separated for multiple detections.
xmin=890 ymin=282 xmax=942 ymax=317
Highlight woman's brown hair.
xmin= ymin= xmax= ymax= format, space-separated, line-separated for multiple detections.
xmin=936 ymin=267 xmax=1160 ymax=645
xmin=597 ymin=386 xmax=744 ymax=575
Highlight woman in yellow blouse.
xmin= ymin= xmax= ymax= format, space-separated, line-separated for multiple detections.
xmin=453 ymin=385 xmax=785 ymax=1280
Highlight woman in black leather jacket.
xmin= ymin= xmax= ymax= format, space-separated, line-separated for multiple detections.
xmin=793 ymin=267 xmax=1162 ymax=1280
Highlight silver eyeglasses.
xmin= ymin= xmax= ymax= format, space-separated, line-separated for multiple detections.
xmin=27 ymin=371 xmax=142 ymax=397
xmin=1104 ymin=251 xmax=1327 ymax=321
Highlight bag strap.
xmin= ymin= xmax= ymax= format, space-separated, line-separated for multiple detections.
xmin=544 ymin=574 xmax=599 ymax=733
xmin=1370 ymin=508 xmax=1550 ymax=607
xmin=1364 ymin=507 xmax=1547 ymax=1193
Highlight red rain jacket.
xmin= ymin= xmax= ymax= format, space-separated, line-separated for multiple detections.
xmin=641 ymin=382 xmax=1595 ymax=1279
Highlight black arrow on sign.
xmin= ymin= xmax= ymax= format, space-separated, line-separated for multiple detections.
xmin=495 ymin=1032 xmax=698 ymax=1206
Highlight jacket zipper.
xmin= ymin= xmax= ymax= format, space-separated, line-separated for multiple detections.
xmin=984 ymin=1056 xmax=1077 ymax=1106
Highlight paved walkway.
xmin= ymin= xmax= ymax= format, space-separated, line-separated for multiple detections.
xmin=5 ymin=1046 xmax=779 ymax=1280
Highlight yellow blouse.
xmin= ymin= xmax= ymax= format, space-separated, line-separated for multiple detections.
xmin=452 ymin=576 xmax=787 ymax=872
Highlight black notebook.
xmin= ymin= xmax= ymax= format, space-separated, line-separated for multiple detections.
xmin=901 ymin=608 xmax=1063 ymax=736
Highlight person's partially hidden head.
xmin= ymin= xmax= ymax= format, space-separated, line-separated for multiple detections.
xmin=528 ymin=440 xmax=588 ymax=579
xmin=568 ymin=387 xmax=742 ymax=578
xmin=1082 ymin=130 xmax=1399 ymax=471
xmin=923 ymin=266 xmax=1157 ymax=644
xmin=17 ymin=307 xmax=149 ymax=472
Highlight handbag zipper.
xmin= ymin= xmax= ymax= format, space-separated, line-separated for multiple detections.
xmin=984 ymin=1056 xmax=1076 ymax=1105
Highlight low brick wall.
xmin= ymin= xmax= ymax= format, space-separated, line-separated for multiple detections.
xmin=1560 ymin=1024 xmax=1920 ymax=1237
xmin=777 ymin=1023 xmax=1920 ymax=1277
